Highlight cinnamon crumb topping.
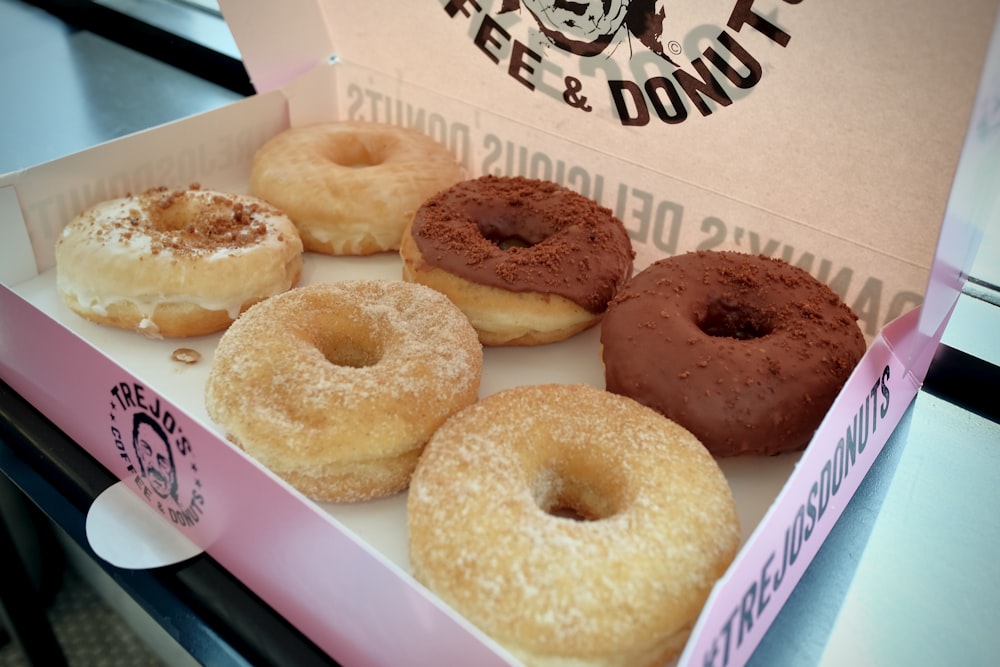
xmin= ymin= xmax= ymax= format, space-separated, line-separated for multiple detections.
xmin=88 ymin=185 xmax=278 ymax=256
xmin=411 ymin=175 xmax=635 ymax=312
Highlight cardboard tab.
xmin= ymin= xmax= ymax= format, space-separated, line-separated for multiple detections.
xmin=0 ymin=186 xmax=36 ymax=284
xmin=86 ymin=482 xmax=204 ymax=570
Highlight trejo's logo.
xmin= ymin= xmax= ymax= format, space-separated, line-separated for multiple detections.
xmin=441 ymin=0 xmax=797 ymax=126
xmin=108 ymin=381 xmax=206 ymax=528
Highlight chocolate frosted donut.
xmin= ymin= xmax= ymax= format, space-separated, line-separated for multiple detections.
xmin=400 ymin=175 xmax=634 ymax=346
xmin=601 ymin=251 xmax=866 ymax=457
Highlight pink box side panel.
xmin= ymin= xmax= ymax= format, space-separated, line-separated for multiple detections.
xmin=0 ymin=285 xmax=514 ymax=667
xmin=680 ymin=309 xmax=925 ymax=667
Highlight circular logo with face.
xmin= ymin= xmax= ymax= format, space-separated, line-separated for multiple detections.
xmin=444 ymin=0 xmax=796 ymax=125
xmin=108 ymin=381 xmax=206 ymax=528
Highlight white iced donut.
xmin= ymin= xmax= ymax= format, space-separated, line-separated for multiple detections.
xmin=55 ymin=185 xmax=303 ymax=338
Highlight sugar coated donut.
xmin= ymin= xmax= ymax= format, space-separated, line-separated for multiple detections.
xmin=55 ymin=185 xmax=303 ymax=338
xmin=250 ymin=121 xmax=465 ymax=255
xmin=408 ymin=383 xmax=740 ymax=667
xmin=400 ymin=175 xmax=635 ymax=346
xmin=601 ymin=250 xmax=866 ymax=457
xmin=205 ymin=280 xmax=483 ymax=502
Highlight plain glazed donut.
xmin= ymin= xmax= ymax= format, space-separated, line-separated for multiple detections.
xmin=408 ymin=383 xmax=740 ymax=667
xmin=55 ymin=185 xmax=303 ymax=338
xmin=250 ymin=121 xmax=465 ymax=255
xmin=601 ymin=250 xmax=867 ymax=457
xmin=205 ymin=280 xmax=482 ymax=502
xmin=400 ymin=175 xmax=635 ymax=346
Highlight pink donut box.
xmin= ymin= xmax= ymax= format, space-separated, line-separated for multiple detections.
xmin=2 ymin=1 xmax=999 ymax=664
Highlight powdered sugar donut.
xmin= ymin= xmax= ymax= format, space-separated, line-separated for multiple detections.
xmin=408 ymin=383 xmax=740 ymax=667
xmin=205 ymin=280 xmax=483 ymax=502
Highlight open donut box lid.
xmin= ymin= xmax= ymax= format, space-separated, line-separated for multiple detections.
xmin=2 ymin=1 xmax=999 ymax=665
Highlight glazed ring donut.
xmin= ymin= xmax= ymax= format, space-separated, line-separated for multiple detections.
xmin=400 ymin=175 xmax=635 ymax=346
xmin=601 ymin=250 xmax=867 ymax=457
xmin=205 ymin=279 xmax=483 ymax=502
xmin=55 ymin=185 xmax=303 ymax=338
xmin=250 ymin=121 xmax=466 ymax=255
xmin=408 ymin=383 xmax=740 ymax=667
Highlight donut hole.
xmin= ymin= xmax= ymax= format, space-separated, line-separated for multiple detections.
xmin=314 ymin=331 xmax=384 ymax=368
xmin=476 ymin=215 xmax=547 ymax=250
xmin=698 ymin=298 xmax=774 ymax=340
xmin=148 ymin=197 xmax=206 ymax=231
xmin=532 ymin=466 xmax=619 ymax=522
xmin=328 ymin=136 xmax=387 ymax=168
xmin=495 ymin=236 xmax=533 ymax=250
xmin=485 ymin=231 xmax=534 ymax=250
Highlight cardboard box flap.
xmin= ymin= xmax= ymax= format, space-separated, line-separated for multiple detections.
xmin=916 ymin=7 xmax=1000 ymax=365
xmin=0 ymin=90 xmax=291 ymax=276
xmin=0 ymin=186 xmax=37 ymax=285
xmin=220 ymin=0 xmax=337 ymax=93
xmin=219 ymin=0 xmax=999 ymax=338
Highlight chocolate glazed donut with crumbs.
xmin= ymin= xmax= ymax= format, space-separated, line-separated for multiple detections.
xmin=400 ymin=175 xmax=635 ymax=346
xmin=601 ymin=250 xmax=866 ymax=457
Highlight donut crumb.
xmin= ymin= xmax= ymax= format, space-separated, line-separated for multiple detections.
xmin=171 ymin=348 xmax=201 ymax=364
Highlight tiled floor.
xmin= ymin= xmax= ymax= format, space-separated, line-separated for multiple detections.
xmin=0 ymin=566 xmax=162 ymax=667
